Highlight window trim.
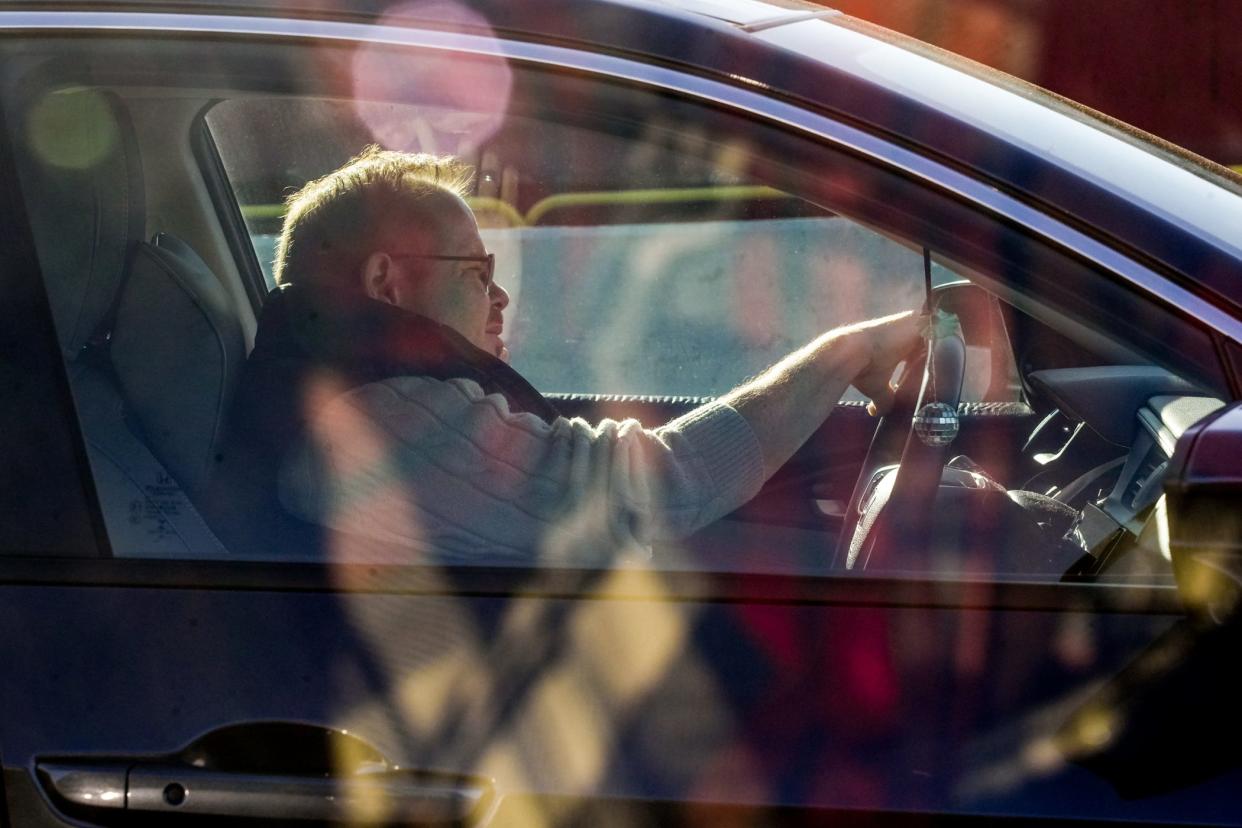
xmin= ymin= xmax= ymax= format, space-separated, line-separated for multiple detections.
xmin=0 ymin=555 xmax=1186 ymax=614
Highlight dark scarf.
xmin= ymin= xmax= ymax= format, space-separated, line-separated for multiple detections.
xmin=240 ymin=282 xmax=559 ymax=428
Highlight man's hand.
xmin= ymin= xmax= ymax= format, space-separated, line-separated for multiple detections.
xmin=721 ymin=308 xmax=927 ymax=479
xmin=846 ymin=310 xmax=925 ymax=417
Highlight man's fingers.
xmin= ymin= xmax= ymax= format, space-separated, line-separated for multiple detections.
xmin=864 ymin=378 xmax=898 ymax=417
xmin=851 ymin=309 xmax=927 ymax=416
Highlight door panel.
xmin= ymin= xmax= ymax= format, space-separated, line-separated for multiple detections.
xmin=0 ymin=581 xmax=1199 ymax=825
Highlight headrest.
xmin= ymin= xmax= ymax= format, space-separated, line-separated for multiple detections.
xmin=13 ymin=87 xmax=145 ymax=356
xmin=111 ymin=234 xmax=246 ymax=496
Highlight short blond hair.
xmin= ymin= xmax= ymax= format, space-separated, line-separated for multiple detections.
xmin=273 ymin=146 xmax=474 ymax=288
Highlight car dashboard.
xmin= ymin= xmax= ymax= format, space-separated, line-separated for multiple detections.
xmin=1029 ymin=367 xmax=1225 ymax=582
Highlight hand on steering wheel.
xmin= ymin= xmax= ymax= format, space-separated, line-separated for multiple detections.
xmin=835 ymin=308 xmax=966 ymax=572
xmin=850 ymin=310 xmax=925 ymax=417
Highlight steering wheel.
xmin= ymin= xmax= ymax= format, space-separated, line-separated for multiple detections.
xmin=833 ymin=313 xmax=966 ymax=571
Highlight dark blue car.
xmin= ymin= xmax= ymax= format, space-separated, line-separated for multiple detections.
xmin=2 ymin=0 xmax=1242 ymax=824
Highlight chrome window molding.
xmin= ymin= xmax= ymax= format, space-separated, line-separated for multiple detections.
xmin=1 ymin=9 xmax=1240 ymax=343
xmin=738 ymin=9 xmax=841 ymax=33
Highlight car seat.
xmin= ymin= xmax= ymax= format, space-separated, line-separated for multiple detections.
xmin=12 ymin=86 xmax=241 ymax=557
xmin=111 ymin=233 xmax=247 ymax=503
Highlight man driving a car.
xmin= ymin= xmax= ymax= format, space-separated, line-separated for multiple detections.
xmin=216 ymin=147 xmax=923 ymax=562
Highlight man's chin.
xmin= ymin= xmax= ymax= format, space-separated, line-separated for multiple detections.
xmin=486 ymin=334 xmax=508 ymax=362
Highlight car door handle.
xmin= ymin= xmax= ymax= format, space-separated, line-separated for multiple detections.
xmin=39 ymin=761 xmax=490 ymax=823
xmin=36 ymin=722 xmax=493 ymax=825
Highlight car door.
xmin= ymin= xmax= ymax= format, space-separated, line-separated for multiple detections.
xmin=1 ymin=9 xmax=1239 ymax=828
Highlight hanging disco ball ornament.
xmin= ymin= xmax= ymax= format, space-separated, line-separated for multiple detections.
xmin=913 ymin=401 xmax=959 ymax=447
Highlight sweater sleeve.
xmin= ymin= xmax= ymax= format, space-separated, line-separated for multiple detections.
xmin=277 ymin=376 xmax=767 ymax=563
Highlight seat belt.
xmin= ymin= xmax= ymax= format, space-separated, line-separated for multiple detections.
xmin=72 ymin=238 xmax=231 ymax=557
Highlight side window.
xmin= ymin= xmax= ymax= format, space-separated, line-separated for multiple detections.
xmin=206 ymin=98 xmax=1017 ymax=403
xmin=20 ymin=40 xmax=1154 ymax=586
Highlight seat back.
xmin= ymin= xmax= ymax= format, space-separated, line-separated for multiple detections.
xmin=14 ymin=87 xmax=145 ymax=360
xmin=111 ymin=233 xmax=247 ymax=498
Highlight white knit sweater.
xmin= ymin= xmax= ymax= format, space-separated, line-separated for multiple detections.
xmin=277 ymin=375 xmax=767 ymax=564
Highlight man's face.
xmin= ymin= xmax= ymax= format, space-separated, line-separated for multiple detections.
xmin=379 ymin=194 xmax=510 ymax=359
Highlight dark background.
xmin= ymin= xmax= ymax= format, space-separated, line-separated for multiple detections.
xmin=824 ymin=0 xmax=1242 ymax=171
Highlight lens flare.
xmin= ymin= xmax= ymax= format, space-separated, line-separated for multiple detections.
xmin=26 ymin=88 xmax=119 ymax=170
xmin=352 ymin=2 xmax=512 ymax=155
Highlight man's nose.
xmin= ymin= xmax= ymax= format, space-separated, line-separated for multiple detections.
xmin=490 ymin=281 xmax=510 ymax=310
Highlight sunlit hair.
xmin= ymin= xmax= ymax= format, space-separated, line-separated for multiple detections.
xmin=273 ymin=146 xmax=475 ymax=288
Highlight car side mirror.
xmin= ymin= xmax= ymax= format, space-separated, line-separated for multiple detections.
xmin=1164 ymin=400 xmax=1242 ymax=619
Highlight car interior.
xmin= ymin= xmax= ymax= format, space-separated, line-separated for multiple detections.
xmin=2 ymin=32 xmax=1231 ymax=585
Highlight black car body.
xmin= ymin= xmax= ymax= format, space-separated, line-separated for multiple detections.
xmin=1 ymin=1 xmax=1241 ymax=825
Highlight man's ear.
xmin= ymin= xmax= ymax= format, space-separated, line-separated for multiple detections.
xmin=361 ymin=252 xmax=399 ymax=306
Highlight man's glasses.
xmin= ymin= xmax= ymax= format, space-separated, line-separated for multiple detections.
xmin=392 ymin=253 xmax=495 ymax=288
